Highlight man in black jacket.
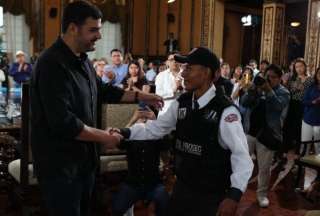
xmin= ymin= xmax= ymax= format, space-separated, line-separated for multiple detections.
xmin=31 ymin=1 xmax=162 ymax=216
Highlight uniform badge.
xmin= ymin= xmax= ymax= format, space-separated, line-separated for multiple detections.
xmin=178 ymin=108 xmax=187 ymax=119
xmin=224 ymin=113 xmax=238 ymax=123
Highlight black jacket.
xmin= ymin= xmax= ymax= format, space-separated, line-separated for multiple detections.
xmin=31 ymin=37 xmax=124 ymax=178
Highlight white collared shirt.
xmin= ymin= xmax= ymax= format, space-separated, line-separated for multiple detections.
xmin=129 ymin=85 xmax=254 ymax=193
xmin=155 ymin=68 xmax=181 ymax=99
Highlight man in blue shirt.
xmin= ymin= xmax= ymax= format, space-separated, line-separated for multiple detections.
xmin=102 ymin=49 xmax=128 ymax=87
xmin=9 ymin=50 xmax=32 ymax=86
xmin=145 ymin=61 xmax=157 ymax=83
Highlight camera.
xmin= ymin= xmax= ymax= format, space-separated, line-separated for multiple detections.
xmin=253 ymin=76 xmax=266 ymax=86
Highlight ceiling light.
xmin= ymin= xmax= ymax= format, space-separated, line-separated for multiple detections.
xmin=290 ymin=22 xmax=301 ymax=27
xmin=168 ymin=0 xmax=176 ymax=3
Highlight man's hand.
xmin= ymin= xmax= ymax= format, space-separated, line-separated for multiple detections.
xmin=18 ymin=63 xmax=24 ymax=72
xmin=138 ymin=92 xmax=164 ymax=110
xmin=23 ymin=64 xmax=29 ymax=71
xmin=216 ymin=198 xmax=238 ymax=216
xmin=105 ymin=71 xmax=115 ymax=80
xmin=260 ymin=81 xmax=272 ymax=92
xmin=312 ymin=96 xmax=320 ymax=104
xmin=101 ymin=131 xmax=122 ymax=149
xmin=106 ymin=127 xmax=121 ymax=135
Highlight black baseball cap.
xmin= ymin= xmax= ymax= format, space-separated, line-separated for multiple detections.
xmin=174 ymin=47 xmax=220 ymax=73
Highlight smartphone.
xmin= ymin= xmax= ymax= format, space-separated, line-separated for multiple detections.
xmin=138 ymin=101 xmax=148 ymax=111
xmin=244 ymin=73 xmax=250 ymax=84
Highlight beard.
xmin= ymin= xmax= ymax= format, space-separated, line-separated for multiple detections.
xmin=76 ymin=36 xmax=98 ymax=53
xmin=84 ymin=39 xmax=97 ymax=52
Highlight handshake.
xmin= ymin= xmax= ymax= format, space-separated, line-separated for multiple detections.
xmin=101 ymin=127 xmax=124 ymax=150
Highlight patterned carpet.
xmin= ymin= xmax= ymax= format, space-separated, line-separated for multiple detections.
xmin=1 ymin=165 xmax=320 ymax=216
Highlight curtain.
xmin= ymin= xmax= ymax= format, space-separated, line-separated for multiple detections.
xmin=88 ymin=20 xmax=122 ymax=61
xmin=0 ymin=0 xmax=37 ymax=40
xmin=3 ymin=12 xmax=31 ymax=61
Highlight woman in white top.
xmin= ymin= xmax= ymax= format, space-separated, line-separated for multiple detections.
xmin=231 ymin=67 xmax=254 ymax=106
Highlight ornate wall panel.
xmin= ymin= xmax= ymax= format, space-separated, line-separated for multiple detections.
xmin=200 ymin=0 xmax=224 ymax=57
xmin=260 ymin=2 xmax=285 ymax=65
xmin=304 ymin=0 xmax=320 ymax=75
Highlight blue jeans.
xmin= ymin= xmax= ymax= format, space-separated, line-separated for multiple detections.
xmin=112 ymin=183 xmax=169 ymax=216
xmin=37 ymin=171 xmax=95 ymax=216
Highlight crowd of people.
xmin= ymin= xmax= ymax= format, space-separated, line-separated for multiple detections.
xmin=89 ymin=42 xmax=320 ymax=213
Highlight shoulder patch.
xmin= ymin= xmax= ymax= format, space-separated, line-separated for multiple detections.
xmin=224 ymin=113 xmax=238 ymax=123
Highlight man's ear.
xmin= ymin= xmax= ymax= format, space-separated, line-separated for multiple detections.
xmin=68 ymin=23 xmax=78 ymax=36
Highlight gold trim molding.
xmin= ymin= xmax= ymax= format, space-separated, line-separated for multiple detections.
xmin=304 ymin=0 xmax=320 ymax=75
xmin=260 ymin=2 xmax=285 ymax=65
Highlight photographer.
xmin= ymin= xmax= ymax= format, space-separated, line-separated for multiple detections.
xmin=240 ymin=64 xmax=290 ymax=208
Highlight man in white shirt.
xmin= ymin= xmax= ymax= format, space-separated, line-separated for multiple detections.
xmin=249 ymin=59 xmax=260 ymax=77
xmin=117 ymin=47 xmax=253 ymax=216
xmin=155 ymin=53 xmax=182 ymax=99
xmin=155 ymin=53 xmax=182 ymax=113
xmin=220 ymin=62 xmax=231 ymax=79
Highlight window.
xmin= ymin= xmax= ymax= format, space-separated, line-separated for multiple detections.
xmin=0 ymin=7 xmax=4 ymax=52
xmin=88 ymin=20 xmax=122 ymax=62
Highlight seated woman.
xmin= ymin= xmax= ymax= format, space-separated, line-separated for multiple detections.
xmin=122 ymin=60 xmax=150 ymax=93
xmin=111 ymin=108 xmax=170 ymax=216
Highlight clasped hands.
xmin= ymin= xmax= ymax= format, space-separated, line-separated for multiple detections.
xmin=101 ymin=127 xmax=123 ymax=149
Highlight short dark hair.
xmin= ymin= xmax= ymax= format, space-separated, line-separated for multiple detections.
xmin=110 ymin=49 xmax=122 ymax=55
xmin=266 ymin=64 xmax=283 ymax=78
xmin=249 ymin=59 xmax=257 ymax=65
xmin=260 ymin=60 xmax=270 ymax=65
xmin=221 ymin=62 xmax=230 ymax=68
xmin=243 ymin=66 xmax=254 ymax=78
xmin=62 ymin=1 xmax=102 ymax=34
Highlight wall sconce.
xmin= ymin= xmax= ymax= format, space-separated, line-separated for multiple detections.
xmin=241 ymin=15 xmax=252 ymax=26
xmin=317 ymin=11 xmax=320 ymax=19
xmin=290 ymin=22 xmax=301 ymax=27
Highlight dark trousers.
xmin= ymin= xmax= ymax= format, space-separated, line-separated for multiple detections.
xmin=167 ymin=181 xmax=223 ymax=216
xmin=37 ymin=170 xmax=95 ymax=216
xmin=112 ymin=183 xmax=169 ymax=216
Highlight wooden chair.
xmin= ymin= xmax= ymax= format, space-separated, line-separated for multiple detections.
xmin=99 ymin=103 xmax=138 ymax=172
xmin=7 ymin=82 xmax=43 ymax=216
xmin=295 ymin=139 xmax=320 ymax=188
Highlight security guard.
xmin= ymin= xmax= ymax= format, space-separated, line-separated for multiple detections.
xmin=119 ymin=47 xmax=253 ymax=216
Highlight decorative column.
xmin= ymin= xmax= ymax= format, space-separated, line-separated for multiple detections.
xmin=260 ymin=1 xmax=285 ymax=65
xmin=200 ymin=0 xmax=224 ymax=57
xmin=304 ymin=0 xmax=320 ymax=75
